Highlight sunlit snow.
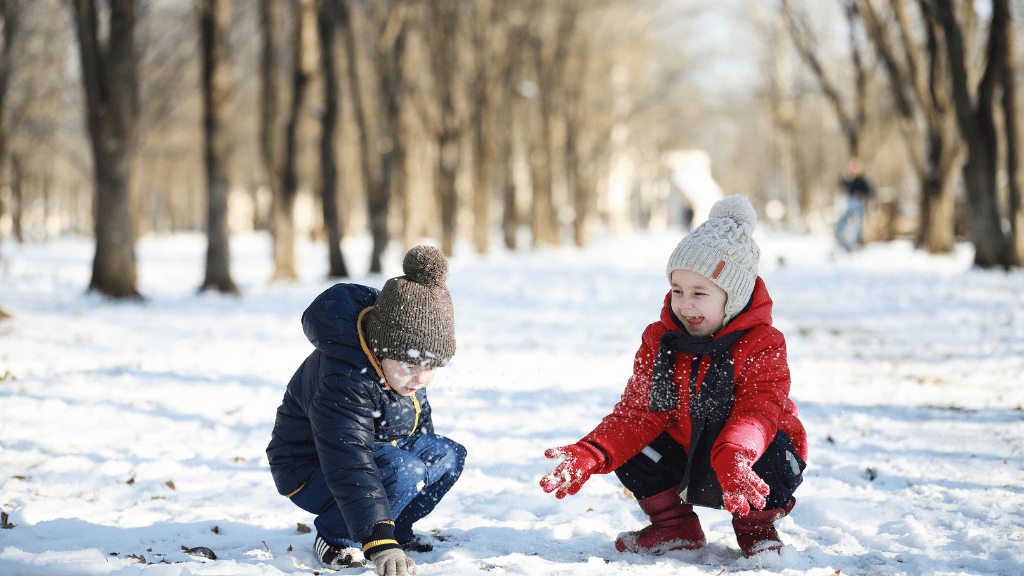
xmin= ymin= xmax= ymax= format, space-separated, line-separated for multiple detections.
xmin=1 ymin=229 xmax=1022 ymax=576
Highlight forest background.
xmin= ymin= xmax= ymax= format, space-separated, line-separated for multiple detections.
xmin=1 ymin=0 xmax=1024 ymax=307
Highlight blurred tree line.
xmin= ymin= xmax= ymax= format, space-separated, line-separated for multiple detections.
xmin=0 ymin=0 xmax=1021 ymax=304
xmin=768 ymin=0 xmax=1023 ymax=269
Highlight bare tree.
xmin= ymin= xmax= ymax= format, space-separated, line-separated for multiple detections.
xmin=781 ymin=0 xmax=869 ymax=161
xmin=259 ymin=0 xmax=293 ymax=279
xmin=497 ymin=8 xmax=530 ymax=250
xmin=266 ymin=0 xmax=318 ymax=281
xmin=317 ymin=0 xmax=347 ymax=278
xmin=375 ymin=2 xmax=411 ymax=258
xmin=72 ymin=0 xmax=141 ymax=298
xmin=0 ymin=3 xmax=17 ymax=318
xmin=466 ymin=0 xmax=519 ymax=255
xmin=856 ymin=0 xmax=963 ymax=253
xmin=562 ymin=5 xmax=596 ymax=248
xmin=995 ymin=0 xmax=1024 ymax=264
xmin=198 ymin=0 xmax=239 ymax=294
xmin=425 ymin=0 xmax=461 ymax=256
xmin=524 ymin=2 xmax=559 ymax=247
xmin=0 ymin=2 xmax=17 ymax=209
xmin=338 ymin=0 xmax=390 ymax=273
xmin=933 ymin=0 xmax=1017 ymax=268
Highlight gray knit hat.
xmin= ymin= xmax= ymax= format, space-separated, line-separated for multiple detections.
xmin=666 ymin=195 xmax=760 ymax=325
xmin=365 ymin=245 xmax=456 ymax=368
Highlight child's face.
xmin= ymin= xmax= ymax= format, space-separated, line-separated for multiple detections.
xmin=381 ymin=357 xmax=437 ymax=397
xmin=670 ymin=269 xmax=727 ymax=337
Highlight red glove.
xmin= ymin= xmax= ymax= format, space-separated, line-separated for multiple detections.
xmin=715 ymin=445 xmax=769 ymax=516
xmin=539 ymin=442 xmax=605 ymax=499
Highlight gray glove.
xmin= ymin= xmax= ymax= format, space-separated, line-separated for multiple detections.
xmin=369 ymin=548 xmax=416 ymax=576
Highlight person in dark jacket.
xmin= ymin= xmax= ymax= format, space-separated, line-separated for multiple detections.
xmin=540 ymin=196 xmax=808 ymax=558
xmin=267 ymin=245 xmax=466 ymax=575
xmin=836 ymin=159 xmax=873 ymax=251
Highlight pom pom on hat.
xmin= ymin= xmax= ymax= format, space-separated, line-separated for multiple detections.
xmin=708 ymin=194 xmax=757 ymax=232
xmin=666 ymin=195 xmax=760 ymax=326
xmin=403 ymin=245 xmax=448 ymax=287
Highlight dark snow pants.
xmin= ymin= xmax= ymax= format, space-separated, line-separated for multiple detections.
xmin=613 ymin=430 xmax=804 ymax=510
xmin=290 ymin=433 xmax=466 ymax=547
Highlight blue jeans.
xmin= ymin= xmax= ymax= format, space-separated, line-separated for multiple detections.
xmin=289 ymin=434 xmax=466 ymax=547
xmin=836 ymin=196 xmax=865 ymax=251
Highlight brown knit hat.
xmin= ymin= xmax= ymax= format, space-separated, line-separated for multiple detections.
xmin=365 ymin=245 xmax=456 ymax=368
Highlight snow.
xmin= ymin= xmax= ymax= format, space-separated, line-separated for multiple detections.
xmin=1 ymin=229 xmax=1023 ymax=576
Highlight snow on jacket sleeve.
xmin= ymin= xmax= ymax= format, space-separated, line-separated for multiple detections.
xmin=710 ymin=325 xmax=799 ymax=472
xmin=309 ymin=371 xmax=393 ymax=542
xmin=581 ymin=322 xmax=674 ymax=472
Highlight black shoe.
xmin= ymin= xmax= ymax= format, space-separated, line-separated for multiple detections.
xmin=315 ymin=534 xmax=366 ymax=570
xmin=399 ymin=534 xmax=434 ymax=553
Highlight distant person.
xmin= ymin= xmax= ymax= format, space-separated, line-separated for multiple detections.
xmin=836 ymin=160 xmax=873 ymax=251
xmin=540 ymin=196 xmax=808 ymax=557
xmin=681 ymin=199 xmax=695 ymax=232
xmin=267 ymin=246 xmax=465 ymax=575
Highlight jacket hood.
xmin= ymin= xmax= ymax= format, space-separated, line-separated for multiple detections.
xmin=659 ymin=276 xmax=773 ymax=338
xmin=301 ymin=283 xmax=380 ymax=360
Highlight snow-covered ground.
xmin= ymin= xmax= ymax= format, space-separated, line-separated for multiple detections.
xmin=1 ymin=228 xmax=1022 ymax=576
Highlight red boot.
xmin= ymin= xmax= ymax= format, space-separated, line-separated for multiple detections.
xmin=615 ymin=488 xmax=705 ymax=553
xmin=732 ymin=497 xmax=795 ymax=556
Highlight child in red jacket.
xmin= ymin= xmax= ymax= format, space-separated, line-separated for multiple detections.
xmin=540 ymin=195 xmax=808 ymax=557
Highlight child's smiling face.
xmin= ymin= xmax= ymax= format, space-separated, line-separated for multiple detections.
xmin=670 ymin=269 xmax=728 ymax=337
xmin=381 ymin=357 xmax=437 ymax=397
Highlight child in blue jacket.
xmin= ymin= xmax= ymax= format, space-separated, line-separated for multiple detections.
xmin=267 ymin=246 xmax=465 ymax=575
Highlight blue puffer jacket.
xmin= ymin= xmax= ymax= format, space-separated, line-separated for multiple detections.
xmin=266 ymin=283 xmax=434 ymax=542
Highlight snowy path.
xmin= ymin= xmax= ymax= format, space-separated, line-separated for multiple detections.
xmin=1 ymin=230 xmax=1023 ymax=576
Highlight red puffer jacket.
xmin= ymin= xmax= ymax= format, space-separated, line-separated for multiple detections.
xmin=582 ymin=277 xmax=808 ymax=474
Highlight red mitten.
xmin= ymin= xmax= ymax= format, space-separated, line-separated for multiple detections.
xmin=539 ymin=442 xmax=605 ymax=499
xmin=715 ymin=446 xmax=769 ymax=516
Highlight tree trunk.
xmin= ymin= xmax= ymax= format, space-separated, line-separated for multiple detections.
xmin=468 ymin=0 xmax=499 ymax=256
xmin=860 ymin=0 xmax=963 ymax=252
xmin=498 ymin=86 xmax=517 ymax=250
xmin=274 ymin=0 xmax=317 ymax=281
xmin=557 ymin=7 xmax=587 ymax=248
xmin=339 ymin=0 xmax=387 ymax=273
xmin=471 ymin=97 xmax=493 ymax=255
xmin=995 ymin=0 xmax=1024 ymax=264
xmin=498 ymin=11 xmax=528 ymax=251
xmin=914 ymin=0 xmax=962 ymax=253
xmin=934 ymin=0 xmax=1015 ymax=268
xmin=317 ymin=0 xmax=347 ymax=278
xmin=198 ymin=0 xmax=238 ymax=294
xmin=566 ymin=125 xmax=582 ymax=247
xmin=260 ymin=0 xmax=293 ymax=280
xmin=528 ymin=35 xmax=557 ymax=247
xmin=0 ymin=1 xmax=17 ymax=251
xmin=918 ymin=161 xmax=959 ymax=252
xmin=10 ymin=153 xmax=22 ymax=243
xmin=374 ymin=3 xmax=408 ymax=255
xmin=430 ymin=0 xmax=461 ymax=257
xmin=860 ymin=0 xmax=948 ymax=251
xmin=73 ymin=0 xmax=141 ymax=299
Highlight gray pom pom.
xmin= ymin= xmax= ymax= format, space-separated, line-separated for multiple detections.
xmin=709 ymin=195 xmax=757 ymax=232
xmin=403 ymin=245 xmax=448 ymax=287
